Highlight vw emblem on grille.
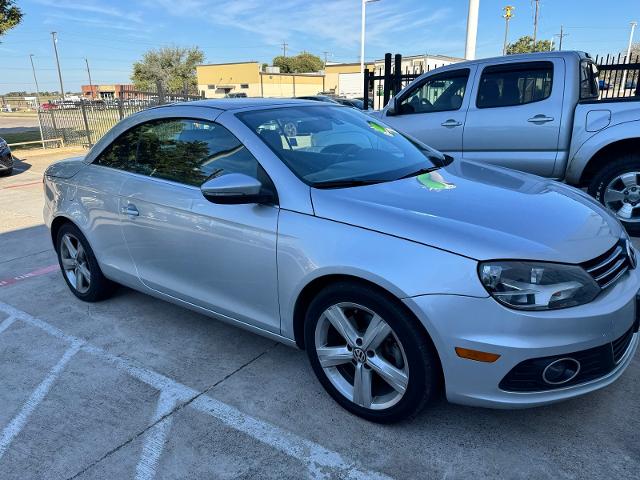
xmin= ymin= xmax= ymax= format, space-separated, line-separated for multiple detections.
xmin=353 ymin=348 xmax=367 ymax=364
xmin=626 ymin=240 xmax=637 ymax=269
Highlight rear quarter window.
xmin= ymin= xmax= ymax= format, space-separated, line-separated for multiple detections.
xmin=476 ymin=61 xmax=554 ymax=108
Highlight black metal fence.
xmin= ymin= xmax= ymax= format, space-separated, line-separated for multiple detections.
xmin=363 ymin=53 xmax=448 ymax=110
xmin=364 ymin=52 xmax=640 ymax=110
xmin=37 ymin=86 xmax=204 ymax=147
xmin=593 ymin=53 xmax=640 ymax=100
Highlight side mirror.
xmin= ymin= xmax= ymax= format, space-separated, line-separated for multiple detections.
xmin=201 ymin=173 xmax=274 ymax=205
xmin=385 ymin=98 xmax=397 ymax=116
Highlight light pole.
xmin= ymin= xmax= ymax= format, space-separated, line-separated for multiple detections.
xmin=502 ymin=6 xmax=514 ymax=55
xmin=29 ymin=54 xmax=46 ymax=149
xmin=85 ymin=58 xmax=95 ymax=100
xmin=360 ymin=0 xmax=381 ymax=77
xmin=465 ymin=0 xmax=480 ymax=60
xmin=622 ymin=21 xmax=637 ymax=95
xmin=51 ymin=32 xmax=65 ymax=100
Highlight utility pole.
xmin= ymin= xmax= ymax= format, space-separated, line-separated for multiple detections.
xmin=532 ymin=0 xmax=540 ymax=46
xmin=85 ymin=58 xmax=94 ymax=100
xmin=51 ymin=32 xmax=65 ymax=100
xmin=502 ymin=6 xmax=514 ymax=55
xmin=621 ymin=21 xmax=637 ymax=95
xmin=29 ymin=54 xmax=46 ymax=148
xmin=465 ymin=0 xmax=480 ymax=60
xmin=555 ymin=25 xmax=568 ymax=51
xmin=281 ymin=41 xmax=288 ymax=57
xmin=322 ymin=51 xmax=331 ymax=68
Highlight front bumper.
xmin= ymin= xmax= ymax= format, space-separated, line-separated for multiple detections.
xmin=0 ymin=148 xmax=13 ymax=170
xmin=403 ymin=266 xmax=640 ymax=408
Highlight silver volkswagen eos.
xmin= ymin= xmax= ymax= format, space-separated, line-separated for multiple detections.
xmin=44 ymin=99 xmax=639 ymax=423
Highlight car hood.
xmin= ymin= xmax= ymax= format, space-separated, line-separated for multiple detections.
xmin=310 ymin=160 xmax=623 ymax=263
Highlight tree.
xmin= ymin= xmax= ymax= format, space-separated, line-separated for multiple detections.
xmin=506 ymin=36 xmax=554 ymax=55
xmin=132 ymin=46 xmax=204 ymax=93
xmin=272 ymin=52 xmax=323 ymax=73
xmin=0 ymin=0 xmax=22 ymax=39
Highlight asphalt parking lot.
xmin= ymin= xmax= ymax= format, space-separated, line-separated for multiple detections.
xmin=0 ymin=149 xmax=639 ymax=480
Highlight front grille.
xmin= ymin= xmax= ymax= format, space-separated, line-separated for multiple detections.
xmin=499 ymin=325 xmax=636 ymax=392
xmin=613 ymin=326 xmax=634 ymax=363
xmin=582 ymin=241 xmax=631 ymax=290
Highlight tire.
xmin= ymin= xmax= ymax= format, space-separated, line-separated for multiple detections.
xmin=588 ymin=153 xmax=640 ymax=236
xmin=0 ymin=167 xmax=11 ymax=177
xmin=55 ymin=223 xmax=116 ymax=302
xmin=304 ymin=282 xmax=440 ymax=423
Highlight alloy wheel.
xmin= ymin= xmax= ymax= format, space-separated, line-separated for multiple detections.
xmin=60 ymin=233 xmax=91 ymax=294
xmin=604 ymin=171 xmax=640 ymax=223
xmin=314 ymin=302 xmax=409 ymax=410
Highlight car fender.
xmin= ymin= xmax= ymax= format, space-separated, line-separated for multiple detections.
xmin=277 ymin=210 xmax=486 ymax=341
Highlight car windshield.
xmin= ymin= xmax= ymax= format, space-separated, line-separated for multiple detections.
xmin=237 ymin=105 xmax=442 ymax=187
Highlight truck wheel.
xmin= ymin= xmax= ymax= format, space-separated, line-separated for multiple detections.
xmin=588 ymin=153 xmax=640 ymax=236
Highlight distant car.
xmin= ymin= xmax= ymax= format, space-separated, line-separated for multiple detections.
xmin=295 ymin=95 xmax=339 ymax=103
xmin=41 ymin=102 xmax=57 ymax=111
xmin=334 ymin=98 xmax=365 ymax=109
xmin=356 ymin=97 xmax=374 ymax=109
xmin=0 ymin=137 xmax=13 ymax=176
xmin=598 ymin=79 xmax=610 ymax=90
xmin=226 ymin=92 xmax=248 ymax=98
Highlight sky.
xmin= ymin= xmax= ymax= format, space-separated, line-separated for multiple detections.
xmin=0 ymin=0 xmax=639 ymax=94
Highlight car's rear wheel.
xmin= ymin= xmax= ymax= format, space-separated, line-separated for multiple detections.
xmin=55 ymin=223 xmax=116 ymax=302
xmin=304 ymin=282 xmax=439 ymax=423
xmin=588 ymin=153 xmax=640 ymax=236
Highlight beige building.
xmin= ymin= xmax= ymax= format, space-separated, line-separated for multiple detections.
xmin=197 ymin=62 xmax=326 ymax=99
xmin=196 ymin=55 xmax=463 ymax=102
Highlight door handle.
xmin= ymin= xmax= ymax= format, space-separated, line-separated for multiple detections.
xmin=122 ymin=204 xmax=139 ymax=217
xmin=527 ymin=114 xmax=555 ymax=124
xmin=441 ymin=119 xmax=462 ymax=127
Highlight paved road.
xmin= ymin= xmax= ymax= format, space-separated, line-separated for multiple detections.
xmin=0 ymin=115 xmax=40 ymax=134
xmin=0 ymin=151 xmax=638 ymax=479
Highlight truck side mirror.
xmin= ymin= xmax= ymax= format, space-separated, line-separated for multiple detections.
xmin=386 ymin=98 xmax=397 ymax=116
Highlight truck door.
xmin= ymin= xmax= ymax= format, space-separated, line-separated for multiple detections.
xmin=462 ymin=59 xmax=564 ymax=177
xmin=381 ymin=68 xmax=473 ymax=158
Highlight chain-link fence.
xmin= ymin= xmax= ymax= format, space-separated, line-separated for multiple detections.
xmin=37 ymin=86 xmax=204 ymax=148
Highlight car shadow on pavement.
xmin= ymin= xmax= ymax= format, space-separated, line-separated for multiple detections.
xmin=9 ymin=156 xmax=32 ymax=175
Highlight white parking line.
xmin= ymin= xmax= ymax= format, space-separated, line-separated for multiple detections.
xmin=135 ymin=390 xmax=179 ymax=480
xmin=0 ymin=340 xmax=81 ymax=460
xmin=0 ymin=301 xmax=393 ymax=480
xmin=0 ymin=316 xmax=16 ymax=334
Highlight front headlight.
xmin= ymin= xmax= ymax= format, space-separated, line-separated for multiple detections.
xmin=479 ymin=261 xmax=600 ymax=310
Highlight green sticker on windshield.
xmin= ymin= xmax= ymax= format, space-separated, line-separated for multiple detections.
xmin=417 ymin=172 xmax=456 ymax=191
xmin=367 ymin=121 xmax=396 ymax=136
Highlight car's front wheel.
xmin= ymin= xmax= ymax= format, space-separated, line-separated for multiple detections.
xmin=304 ymin=282 xmax=440 ymax=423
xmin=55 ymin=223 xmax=116 ymax=302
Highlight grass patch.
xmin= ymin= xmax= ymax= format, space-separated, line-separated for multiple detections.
xmin=2 ymin=130 xmax=43 ymax=149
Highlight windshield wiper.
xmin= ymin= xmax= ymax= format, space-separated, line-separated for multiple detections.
xmin=312 ymin=178 xmax=385 ymax=189
xmin=397 ymin=166 xmax=441 ymax=180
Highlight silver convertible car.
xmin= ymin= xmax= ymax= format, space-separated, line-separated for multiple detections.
xmin=44 ymin=99 xmax=639 ymax=423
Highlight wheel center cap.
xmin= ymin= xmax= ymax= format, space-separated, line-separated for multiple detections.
xmin=353 ymin=348 xmax=367 ymax=364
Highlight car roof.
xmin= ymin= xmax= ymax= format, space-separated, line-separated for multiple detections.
xmin=166 ymin=98 xmax=323 ymax=111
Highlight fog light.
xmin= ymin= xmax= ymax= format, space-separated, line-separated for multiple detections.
xmin=542 ymin=358 xmax=581 ymax=385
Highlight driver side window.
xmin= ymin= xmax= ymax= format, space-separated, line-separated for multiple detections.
xmin=397 ymin=69 xmax=470 ymax=115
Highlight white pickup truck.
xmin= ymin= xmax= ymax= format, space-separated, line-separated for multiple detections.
xmin=374 ymin=51 xmax=640 ymax=233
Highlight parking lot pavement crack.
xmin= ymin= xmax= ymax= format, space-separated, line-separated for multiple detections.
xmin=0 ymin=249 xmax=52 ymax=265
xmin=66 ymin=343 xmax=279 ymax=480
